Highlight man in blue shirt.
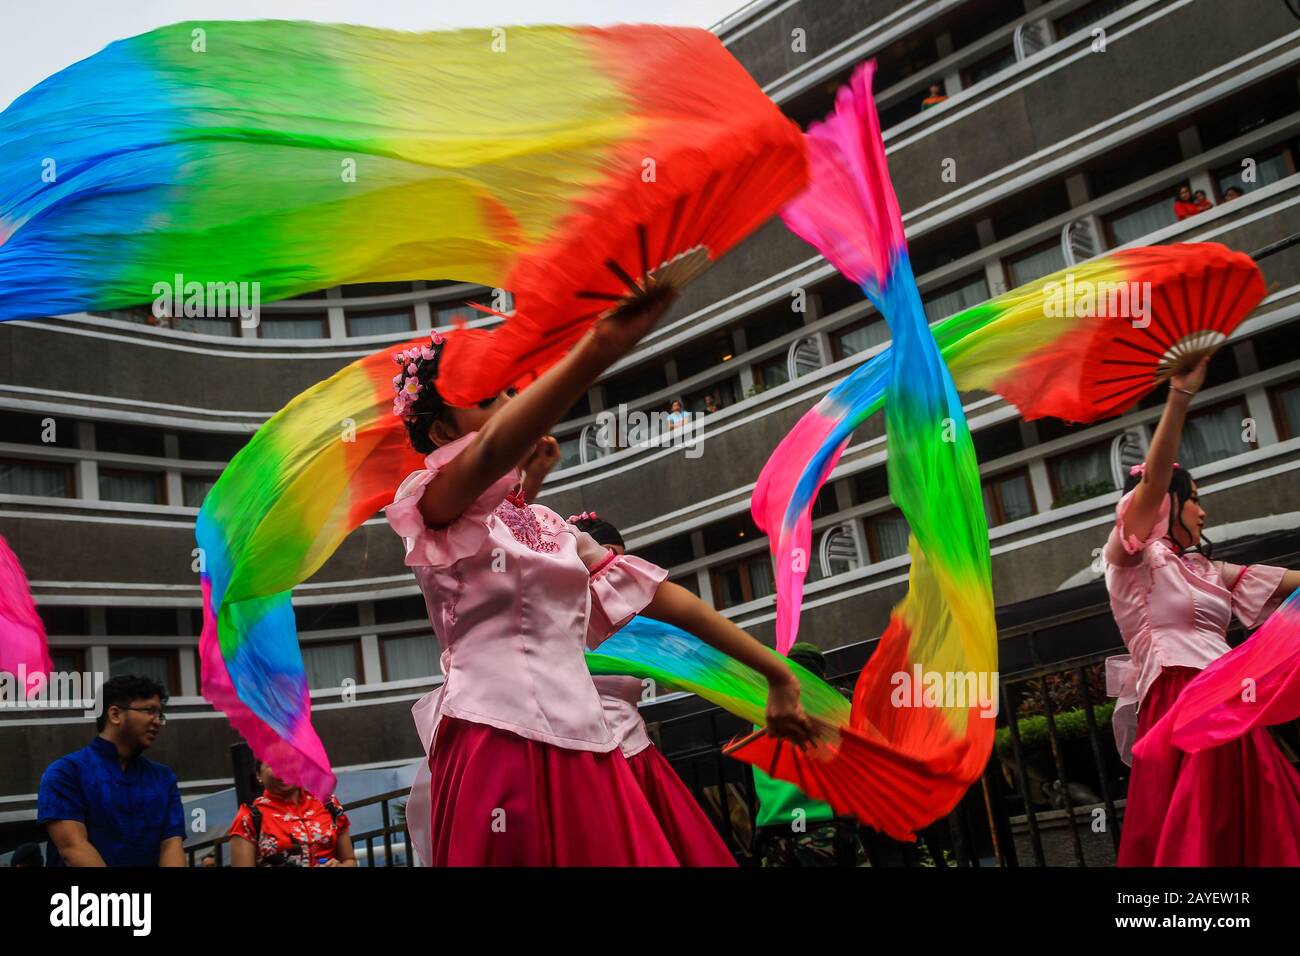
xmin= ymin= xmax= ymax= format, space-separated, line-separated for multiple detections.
xmin=38 ymin=674 xmax=186 ymax=867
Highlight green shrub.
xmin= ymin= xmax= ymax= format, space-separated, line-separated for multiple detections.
xmin=996 ymin=701 xmax=1115 ymax=756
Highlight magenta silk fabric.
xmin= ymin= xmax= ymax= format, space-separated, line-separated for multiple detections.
xmin=1117 ymin=666 xmax=1300 ymax=866
xmin=1102 ymin=487 xmax=1286 ymax=763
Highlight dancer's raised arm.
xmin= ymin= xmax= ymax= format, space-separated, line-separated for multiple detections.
xmin=413 ymin=288 xmax=677 ymax=528
xmin=1117 ymin=356 xmax=1209 ymax=552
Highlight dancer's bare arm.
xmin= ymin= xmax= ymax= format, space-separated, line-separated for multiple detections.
xmin=643 ymin=581 xmax=819 ymax=748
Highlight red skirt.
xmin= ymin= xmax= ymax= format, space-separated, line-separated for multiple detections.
xmin=1119 ymin=666 xmax=1300 ymax=866
xmin=427 ymin=716 xmax=680 ymax=866
xmin=625 ymin=744 xmax=738 ymax=867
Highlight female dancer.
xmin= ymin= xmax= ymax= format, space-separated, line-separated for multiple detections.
xmin=1105 ymin=357 xmax=1300 ymax=865
xmin=568 ymin=512 xmax=738 ymax=866
xmin=386 ymin=290 xmax=816 ymax=866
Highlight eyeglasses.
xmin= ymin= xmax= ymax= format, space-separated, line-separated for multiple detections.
xmin=120 ymin=706 xmax=167 ymax=724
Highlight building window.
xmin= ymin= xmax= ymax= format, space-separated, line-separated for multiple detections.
xmin=259 ymin=313 xmax=328 ymax=339
xmin=182 ymin=475 xmax=216 ymax=508
xmin=556 ymin=434 xmax=582 ymax=470
xmin=40 ymin=607 xmax=88 ymax=636
xmin=301 ymin=640 xmax=362 ymax=690
xmin=753 ymin=354 xmax=790 ymax=392
xmin=685 ymin=376 xmax=740 ymax=412
xmin=433 ymin=302 xmax=483 ymax=327
xmin=923 ymin=274 xmax=989 ymax=325
xmin=603 ymin=366 xmax=668 ymax=409
xmin=381 ymin=633 xmax=439 ymax=681
xmin=108 ymin=648 xmax=180 ymax=695
xmin=99 ymin=468 xmax=165 ymax=505
xmin=709 ymin=556 xmax=774 ymax=609
xmin=676 ymin=330 xmax=736 ymax=380
xmin=1214 ymin=147 xmax=1294 ymax=199
xmin=106 ymin=608 xmax=177 ymax=636
xmin=864 ymin=511 xmax=909 ymax=562
xmin=1271 ymin=378 xmax=1300 ymax=440
xmin=983 ymin=469 xmax=1036 ymax=526
xmin=1048 ymin=441 xmax=1117 ymax=507
xmin=637 ymin=534 xmax=694 ymax=570
xmin=0 ymin=459 xmax=75 ymax=497
xmin=346 ymin=309 xmax=415 ymax=337
xmin=961 ymin=46 xmax=1016 ymax=87
xmin=1054 ymin=0 xmax=1128 ymax=37
xmin=1007 ymin=241 xmax=1067 ymax=287
xmin=830 ymin=319 xmax=889 ymax=361
xmin=0 ymin=411 xmax=80 ymax=448
xmin=671 ymin=574 xmax=700 ymax=598
xmin=176 ymin=431 xmax=248 ymax=462
xmin=49 ymin=647 xmax=86 ymax=674
xmin=174 ymin=315 xmax=240 ymax=337
xmin=853 ymin=467 xmax=890 ymax=505
xmin=1103 ymin=192 xmax=1179 ymax=247
xmin=373 ymin=594 xmax=429 ymax=625
xmin=702 ymin=513 xmax=764 ymax=553
xmin=1179 ymin=400 xmax=1252 ymax=469
xmin=96 ymin=422 xmax=166 ymax=458
xmin=294 ymin=604 xmax=361 ymax=632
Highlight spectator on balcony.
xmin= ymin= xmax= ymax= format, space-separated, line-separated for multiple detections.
xmin=920 ymin=83 xmax=948 ymax=110
xmin=1222 ymin=185 xmax=1244 ymax=202
xmin=1193 ymin=189 xmax=1214 ymax=213
xmin=1172 ymin=184 xmax=1202 ymax=221
xmin=666 ymin=399 xmax=687 ymax=429
xmin=229 ymin=760 xmax=356 ymax=867
xmin=703 ymin=394 xmax=720 ymax=415
xmin=37 ymin=674 xmax=185 ymax=867
xmin=1103 ymin=356 xmax=1300 ymax=865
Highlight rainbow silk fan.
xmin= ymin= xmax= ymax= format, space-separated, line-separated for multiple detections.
xmin=0 ymin=21 xmax=808 ymax=793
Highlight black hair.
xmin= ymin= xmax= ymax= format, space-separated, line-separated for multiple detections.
xmin=1122 ymin=466 xmax=1212 ymax=558
xmin=96 ymin=674 xmax=168 ymax=731
xmin=399 ymin=344 xmax=452 ymax=455
xmin=572 ymin=515 xmax=625 ymax=551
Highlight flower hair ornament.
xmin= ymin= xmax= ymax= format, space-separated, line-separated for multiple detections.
xmin=1129 ymin=462 xmax=1180 ymax=478
xmin=567 ymin=511 xmax=598 ymax=523
xmin=391 ymin=330 xmax=445 ymax=421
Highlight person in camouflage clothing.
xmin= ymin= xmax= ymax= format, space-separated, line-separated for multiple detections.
xmin=750 ymin=643 xmax=867 ymax=867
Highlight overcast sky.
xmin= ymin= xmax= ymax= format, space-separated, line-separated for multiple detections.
xmin=0 ymin=0 xmax=747 ymax=110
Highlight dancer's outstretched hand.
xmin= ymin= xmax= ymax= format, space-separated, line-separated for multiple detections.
xmin=590 ymin=285 xmax=678 ymax=360
xmin=764 ymin=671 xmax=821 ymax=750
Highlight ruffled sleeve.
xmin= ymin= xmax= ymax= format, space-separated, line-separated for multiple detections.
xmin=1216 ymin=561 xmax=1288 ymax=629
xmin=586 ymin=551 xmax=668 ymax=650
xmin=1104 ymin=485 xmax=1172 ymax=565
xmin=384 ymin=431 xmax=518 ymax=568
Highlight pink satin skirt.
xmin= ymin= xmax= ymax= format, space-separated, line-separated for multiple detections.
xmin=1119 ymin=666 xmax=1300 ymax=866
xmin=427 ymin=716 xmax=680 ymax=866
xmin=625 ymin=744 xmax=738 ymax=867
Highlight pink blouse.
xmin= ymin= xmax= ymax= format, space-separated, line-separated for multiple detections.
xmin=1103 ymin=487 xmax=1286 ymax=763
xmin=591 ymin=675 xmax=653 ymax=758
xmin=385 ymin=431 xmax=668 ymax=753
